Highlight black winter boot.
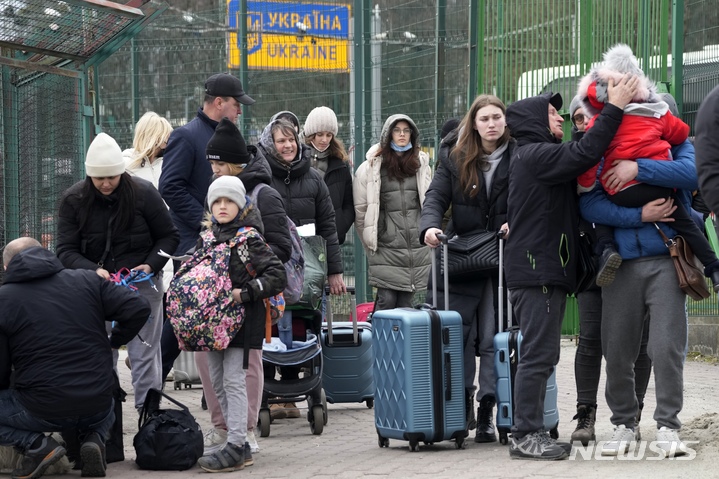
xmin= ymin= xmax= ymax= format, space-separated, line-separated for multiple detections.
xmin=465 ymin=389 xmax=476 ymax=431
xmin=570 ymin=404 xmax=596 ymax=446
xmin=474 ymin=395 xmax=496 ymax=443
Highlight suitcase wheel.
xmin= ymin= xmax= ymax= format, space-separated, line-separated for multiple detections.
xmin=550 ymin=426 xmax=559 ymax=440
xmin=377 ymin=434 xmax=389 ymax=448
xmin=499 ymin=432 xmax=508 ymax=445
xmin=455 ymin=436 xmax=466 ymax=449
xmin=365 ymin=398 xmax=374 ymax=409
xmin=409 ymin=440 xmax=420 ymax=452
xmin=173 ymin=381 xmax=180 ymax=391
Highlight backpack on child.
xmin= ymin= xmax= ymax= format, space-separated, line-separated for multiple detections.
xmin=249 ymin=183 xmax=305 ymax=305
xmin=167 ymin=226 xmax=285 ymax=351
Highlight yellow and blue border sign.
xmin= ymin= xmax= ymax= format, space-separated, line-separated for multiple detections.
xmin=228 ymin=0 xmax=350 ymax=72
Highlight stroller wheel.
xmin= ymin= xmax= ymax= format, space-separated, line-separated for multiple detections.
xmin=259 ymin=409 xmax=271 ymax=437
xmin=309 ymin=405 xmax=324 ymax=435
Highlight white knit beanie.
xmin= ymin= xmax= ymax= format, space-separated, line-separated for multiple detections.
xmin=207 ymin=176 xmax=247 ymax=210
xmin=303 ymin=106 xmax=338 ymax=137
xmin=85 ymin=133 xmax=125 ymax=177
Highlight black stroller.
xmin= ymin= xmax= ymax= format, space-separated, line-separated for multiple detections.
xmin=259 ymin=309 xmax=327 ymax=436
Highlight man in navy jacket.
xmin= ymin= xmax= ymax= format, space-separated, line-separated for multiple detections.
xmin=159 ymin=73 xmax=255 ymax=256
xmin=0 ymin=238 xmax=149 ymax=479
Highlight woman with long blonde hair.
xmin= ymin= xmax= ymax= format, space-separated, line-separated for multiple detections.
xmin=123 ymin=111 xmax=173 ymax=188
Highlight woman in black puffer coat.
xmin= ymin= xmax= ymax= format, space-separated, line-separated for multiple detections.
xmin=420 ymin=94 xmax=515 ymax=444
xmin=57 ymin=132 xmax=179 ymax=412
xmin=258 ymin=118 xmax=345 ymax=291
xmin=257 ymin=117 xmax=346 ymax=419
xmin=301 ymin=106 xmax=355 ymax=245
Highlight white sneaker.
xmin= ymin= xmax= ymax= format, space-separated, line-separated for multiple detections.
xmin=203 ymin=428 xmax=228 ymax=456
xmin=656 ymin=427 xmax=689 ymax=457
xmin=246 ymin=429 xmax=260 ymax=453
xmin=601 ymin=425 xmax=636 ymax=456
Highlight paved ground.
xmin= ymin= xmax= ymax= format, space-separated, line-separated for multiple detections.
xmin=103 ymin=341 xmax=719 ymax=479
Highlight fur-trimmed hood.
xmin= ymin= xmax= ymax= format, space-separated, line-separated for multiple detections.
xmin=577 ymin=43 xmax=661 ymax=118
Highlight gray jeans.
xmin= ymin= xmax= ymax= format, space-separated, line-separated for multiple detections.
xmin=207 ymin=348 xmax=248 ymax=446
xmin=111 ymin=279 xmax=164 ymax=410
xmin=602 ymin=256 xmax=686 ymax=430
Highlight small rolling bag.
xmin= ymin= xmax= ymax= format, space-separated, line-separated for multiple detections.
xmin=321 ymin=288 xmax=374 ymax=407
xmin=373 ymin=235 xmax=467 ymax=451
xmin=493 ymin=234 xmax=560 ymax=445
xmin=173 ymin=351 xmax=201 ymax=390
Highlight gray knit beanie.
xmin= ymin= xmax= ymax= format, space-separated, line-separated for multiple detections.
xmin=85 ymin=133 xmax=125 ymax=177
xmin=303 ymin=106 xmax=338 ymax=137
xmin=207 ymin=175 xmax=247 ymax=210
xmin=569 ymin=95 xmax=583 ymax=118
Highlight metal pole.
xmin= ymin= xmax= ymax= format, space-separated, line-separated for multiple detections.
xmin=468 ymin=0 xmax=480 ymax=104
xmin=131 ymin=37 xmax=139 ymax=125
xmin=371 ymin=5 xmax=381 ymax=140
xmin=434 ymin=0 xmax=446 ymax=159
xmin=671 ymin=0 xmax=684 ymax=115
xmin=353 ymin=0 xmax=369 ymax=303
xmin=239 ymin=0 xmax=250 ymax=133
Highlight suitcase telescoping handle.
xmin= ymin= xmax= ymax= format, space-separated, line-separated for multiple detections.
xmin=431 ymin=234 xmax=450 ymax=310
xmin=325 ymin=286 xmax=359 ymax=346
xmin=497 ymin=229 xmax=509 ymax=334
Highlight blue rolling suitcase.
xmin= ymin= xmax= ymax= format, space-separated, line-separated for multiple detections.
xmin=493 ymin=235 xmax=560 ymax=445
xmin=321 ymin=289 xmax=374 ymax=407
xmin=373 ymin=237 xmax=467 ymax=451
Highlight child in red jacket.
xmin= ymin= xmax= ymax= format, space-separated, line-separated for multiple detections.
xmin=576 ymin=44 xmax=719 ymax=289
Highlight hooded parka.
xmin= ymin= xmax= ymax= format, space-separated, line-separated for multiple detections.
xmin=505 ymin=93 xmax=624 ymax=292
xmin=354 ymin=114 xmax=432 ymax=292
xmin=257 ymin=120 xmax=343 ymax=276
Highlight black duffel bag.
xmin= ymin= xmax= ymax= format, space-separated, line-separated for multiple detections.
xmin=133 ymin=389 xmax=204 ymax=471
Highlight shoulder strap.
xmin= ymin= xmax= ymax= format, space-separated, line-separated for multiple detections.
xmin=653 ymin=222 xmax=675 ymax=248
xmin=249 ymin=183 xmax=268 ymax=205
xmin=98 ymin=216 xmax=114 ymax=268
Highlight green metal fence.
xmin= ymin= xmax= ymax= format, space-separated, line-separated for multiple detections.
xmin=1 ymin=1 xmax=717 ymax=316
xmin=88 ymin=0 xmax=719 ymax=310
xmin=0 ymin=0 xmax=164 ymax=282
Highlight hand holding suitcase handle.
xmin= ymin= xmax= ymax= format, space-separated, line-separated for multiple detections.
xmin=430 ymin=234 xmax=450 ymax=310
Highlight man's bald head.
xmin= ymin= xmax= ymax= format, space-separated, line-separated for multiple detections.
xmin=3 ymin=237 xmax=43 ymax=268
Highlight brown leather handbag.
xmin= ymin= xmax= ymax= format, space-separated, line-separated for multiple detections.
xmin=655 ymin=224 xmax=711 ymax=301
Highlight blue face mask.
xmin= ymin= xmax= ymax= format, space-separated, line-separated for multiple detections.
xmin=391 ymin=141 xmax=413 ymax=152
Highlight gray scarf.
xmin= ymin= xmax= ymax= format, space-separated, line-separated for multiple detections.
xmin=482 ymin=142 xmax=508 ymax=198
xmin=309 ymin=146 xmax=330 ymax=179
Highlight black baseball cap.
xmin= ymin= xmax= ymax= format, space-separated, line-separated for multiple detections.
xmin=204 ymin=73 xmax=255 ymax=105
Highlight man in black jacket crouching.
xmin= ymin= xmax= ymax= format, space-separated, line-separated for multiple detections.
xmin=0 ymin=237 xmax=149 ymax=479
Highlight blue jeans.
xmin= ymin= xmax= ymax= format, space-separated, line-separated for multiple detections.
xmin=0 ymin=390 xmax=114 ymax=451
